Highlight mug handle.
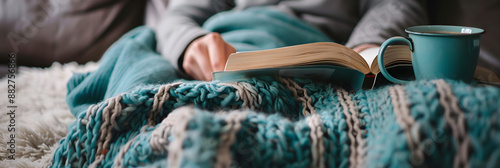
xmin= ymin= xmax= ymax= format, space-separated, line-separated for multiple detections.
xmin=377 ymin=37 xmax=413 ymax=84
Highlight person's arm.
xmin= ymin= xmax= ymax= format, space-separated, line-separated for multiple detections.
xmin=155 ymin=0 xmax=235 ymax=80
xmin=346 ymin=0 xmax=428 ymax=49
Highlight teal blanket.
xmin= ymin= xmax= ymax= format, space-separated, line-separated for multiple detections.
xmin=55 ymin=8 xmax=500 ymax=168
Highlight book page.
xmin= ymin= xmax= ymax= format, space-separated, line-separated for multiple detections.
xmin=224 ymin=42 xmax=371 ymax=74
xmin=369 ymin=45 xmax=412 ymax=74
xmin=358 ymin=47 xmax=380 ymax=69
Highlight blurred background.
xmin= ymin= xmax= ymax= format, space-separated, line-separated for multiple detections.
xmin=1 ymin=0 xmax=499 ymax=77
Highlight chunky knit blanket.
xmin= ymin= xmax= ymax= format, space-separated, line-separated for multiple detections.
xmin=51 ymin=76 xmax=500 ymax=168
xmin=48 ymin=9 xmax=500 ymax=168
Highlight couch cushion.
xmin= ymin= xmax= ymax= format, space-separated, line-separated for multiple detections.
xmin=0 ymin=0 xmax=145 ymax=67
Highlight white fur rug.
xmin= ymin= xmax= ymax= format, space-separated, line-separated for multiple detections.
xmin=0 ymin=62 xmax=98 ymax=167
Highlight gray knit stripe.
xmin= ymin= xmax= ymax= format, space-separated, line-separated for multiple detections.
xmin=433 ymin=80 xmax=469 ymax=168
xmin=149 ymin=108 xmax=184 ymax=153
xmin=167 ymin=106 xmax=197 ymax=168
xmin=89 ymin=154 xmax=105 ymax=168
xmin=336 ymin=89 xmax=357 ymax=168
xmin=149 ymin=82 xmax=183 ymax=126
xmin=91 ymin=94 xmax=124 ymax=168
xmin=239 ymin=82 xmax=263 ymax=108
xmin=340 ymin=89 xmax=366 ymax=168
xmin=82 ymin=104 xmax=99 ymax=166
xmin=279 ymin=77 xmax=317 ymax=116
xmin=102 ymin=94 xmax=124 ymax=154
xmin=113 ymin=106 xmax=196 ymax=167
xmin=113 ymin=133 xmax=140 ymax=167
xmin=306 ymin=114 xmax=325 ymax=168
xmin=84 ymin=104 xmax=97 ymax=125
xmin=218 ymin=82 xmax=261 ymax=110
xmin=389 ymin=85 xmax=424 ymax=166
xmin=215 ymin=110 xmax=251 ymax=168
xmin=113 ymin=106 xmax=196 ymax=168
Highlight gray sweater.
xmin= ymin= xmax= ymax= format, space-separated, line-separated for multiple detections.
xmin=155 ymin=0 xmax=428 ymax=71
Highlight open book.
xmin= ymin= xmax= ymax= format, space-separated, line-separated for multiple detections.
xmin=213 ymin=42 xmax=499 ymax=89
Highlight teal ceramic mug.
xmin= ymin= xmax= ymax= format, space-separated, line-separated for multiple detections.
xmin=378 ymin=25 xmax=484 ymax=84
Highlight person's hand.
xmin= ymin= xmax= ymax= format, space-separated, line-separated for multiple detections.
xmin=183 ymin=32 xmax=236 ymax=81
xmin=352 ymin=44 xmax=379 ymax=53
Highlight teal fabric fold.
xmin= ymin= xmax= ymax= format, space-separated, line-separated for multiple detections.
xmin=202 ymin=6 xmax=333 ymax=51
xmin=66 ymin=27 xmax=180 ymax=117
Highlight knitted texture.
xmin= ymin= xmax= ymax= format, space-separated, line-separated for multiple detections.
xmin=48 ymin=78 xmax=500 ymax=168
xmin=56 ymin=13 xmax=499 ymax=168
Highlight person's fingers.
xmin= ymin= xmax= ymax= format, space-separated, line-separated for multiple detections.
xmin=186 ymin=56 xmax=211 ymax=81
xmin=224 ymin=43 xmax=237 ymax=59
xmin=183 ymin=51 xmax=204 ymax=80
xmin=183 ymin=32 xmax=235 ymax=81
xmin=198 ymin=60 xmax=213 ymax=81
xmin=192 ymin=47 xmax=214 ymax=81
xmin=196 ymin=59 xmax=213 ymax=81
xmin=206 ymin=33 xmax=227 ymax=72
xmin=184 ymin=42 xmax=212 ymax=80
xmin=184 ymin=60 xmax=204 ymax=80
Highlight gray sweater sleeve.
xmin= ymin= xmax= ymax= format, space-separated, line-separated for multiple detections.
xmin=345 ymin=0 xmax=428 ymax=48
xmin=155 ymin=0 xmax=234 ymax=71
xmin=155 ymin=0 xmax=428 ymax=71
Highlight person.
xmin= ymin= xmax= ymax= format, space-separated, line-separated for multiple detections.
xmin=154 ymin=0 xmax=429 ymax=81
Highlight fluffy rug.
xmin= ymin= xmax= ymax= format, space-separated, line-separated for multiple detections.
xmin=0 ymin=62 xmax=98 ymax=167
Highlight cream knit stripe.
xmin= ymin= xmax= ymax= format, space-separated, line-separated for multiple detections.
xmin=341 ymin=89 xmax=366 ymax=168
xmin=95 ymin=98 xmax=114 ymax=157
xmin=91 ymin=94 xmax=124 ymax=167
xmin=278 ymin=77 xmax=316 ymax=116
xmin=149 ymin=82 xmax=183 ymax=126
xmin=394 ymin=85 xmax=425 ymax=166
xmin=80 ymin=104 xmax=98 ymax=129
xmin=89 ymin=154 xmax=105 ymax=168
xmin=389 ymin=85 xmax=423 ymax=166
xmin=336 ymin=89 xmax=357 ymax=168
xmin=81 ymin=103 xmax=100 ymax=166
xmin=103 ymin=94 xmax=124 ymax=152
xmin=114 ymin=106 xmax=195 ymax=167
xmin=149 ymin=109 xmax=184 ymax=153
xmin=389 ymin=86 xmax=412 ymax=157
xmin=113 ymin=134 xmax=140 ymax=167
xmin=167 ymin=106 xmax=197 ymax=168
xmin=218 ymin=82 xmax=259 ymax=109
xmin=239 ymin=82 xmax=263 ymax=107
xmin=83 ymin=104 xmax=97 ymax=125
xmin=395 ymin=85 xmax=422 ymax=153
xmin=389 ymin=85 xmax=424 ymax=165
xmin=394 ymin=86 xmax=417 ymax=126
xmin=278 ymin=77 xmax=307 ymax=115
xmin=433 ymin=80 xmax=469 ymax=168
xmin=110 ymin=94 xmax=126 ymax=130
xmin=83 ymin=104 xmax=99 ymax=161
xmin=278 ymin=77 xmax=298 ymax=96
xmin=113 ymin=106 xmax=196 ymax=168
xmin=215 ymin=111 xmax=251 ymax=168
xmin=306 ymin=114 xmax=325 ymax=168
xmin=237 ymin=82 xmax=257 ymax=109
xmin=288 ymin=78 xmax=316 ymax=114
